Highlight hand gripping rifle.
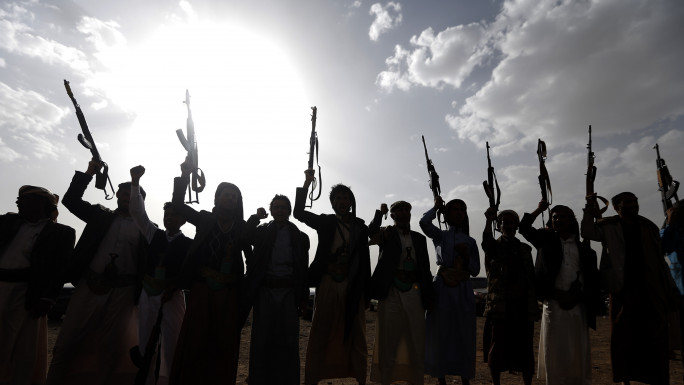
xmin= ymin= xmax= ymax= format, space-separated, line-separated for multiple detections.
xmin=63 ymin=80 xmax=115 ymax=200
xmin=654 ymin=143 xmax=680 ymax=215
xmin=306 ymin=106 xmax=322 ymax=208
xmin=176 ymin=90 xmax=205 ymax=203
xmin=537 ymin=138 xmax=552 ymax=223
xmin=482 ymin=142 xmax=501 ymax=232
xmin=585 ymin=125 xmax=609 ymax=216
xmin=422 ymin=135 xmax=444 ymax=228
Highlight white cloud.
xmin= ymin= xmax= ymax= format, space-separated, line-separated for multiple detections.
xmin=378 ymin=0 xmax=684 ymax=153
xmin=0 ymin=4 xmax=90 ymax=72
xmin=76 ymin=16 xmax=127 ymax=71
xmin=452 ymin=0 xmax=684 ymax=149
xmin=0 ymin=137 xmax=24 ymax=162
xmin=369 ymin=2 xmax=402 ymax=41
xmin=0 ymin=82 xmax=70 ymax=161
xmin=376 ymin=44 xmax=413 ymax=91
xmin=377 ymin=23 xmax=489 ymax=91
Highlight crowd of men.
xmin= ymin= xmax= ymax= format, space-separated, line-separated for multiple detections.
xmin=0 ymin=158 xmax=681 ymax=385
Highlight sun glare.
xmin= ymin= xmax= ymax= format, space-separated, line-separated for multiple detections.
xmin=107 ymin=18 xmax=312 ymax=220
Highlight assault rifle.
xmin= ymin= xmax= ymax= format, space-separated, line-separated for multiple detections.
xmin=537 ymin=138 xmax=552 ymax=223
xmin=654 ymin=143 xmax=680 ymax=215
xmin=306 ymin=106 xmax=322 ymax=208
xmin=131 ymin=301 xmax=165 ymax=385
xmin=482 ymin=142 xmax=501 ymax=232
xmin=64 ymin=79 xmax=115 ymax=200
xmin=422 ymin=135 xmax=443 ymax=227
xmin=585 ymin=125 xmax=609 ymax=215
xmin=176 ymin=90 xmax=205 ymax=204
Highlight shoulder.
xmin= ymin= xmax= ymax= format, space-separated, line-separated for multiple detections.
xmin=638 ymin=215 xmax=659 ymax=231
xmin=256 ymin=221 xmax=272 ymax=230
xmin=96 ymin=204 xmax=116 ymax=216
xmin=53 ymin=222 xmax=76 ymax=235
xmin=0 ymin=212 xmax=21 ymax=225
xmin=597 ymin=215 xmax=620 ymax=226
xmin=518 ymin=238 xmax=532 ymax=250
xmin=410 ymin=230 xmax=427 ymax=241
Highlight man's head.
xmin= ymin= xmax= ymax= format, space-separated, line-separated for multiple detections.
xmin=497 ymin=209 xmax=519 ymax=238
xmin=548 ymin=205 xmax=579 ymax=238
xmin=390 ymin=200 xmax=412 ymax=228
xmin=329 ymin=184 xmax=355 ymax=217
xmin=117 ymin=182 xmax=145 ymax=214
xmin=612 ymin=192 xmax=639 ymax=220
xmin=16 ymin=185 xmax=58 ymax=222
xmin=214 ymin=182 xmax=244 ymax=219
xmin=162 ymin=202 xmax=186 ymax=233
xmin=444 ymin=199 xmax=469 ymax=234
xmin=269 ymin=194 xmax=292 ymax=223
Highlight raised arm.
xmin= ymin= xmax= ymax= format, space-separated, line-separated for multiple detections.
xmin=518 ymin=200 xmax=549 ymax=248
xmin=171 ymin=160 xmax=202 ymax=226
xmin=419 ymin=197 xmax=443 ymax=241
xmin=367 ymin=204 xmax=388 ymax=245
xmin=243 ymin=207 xmax=267 ymax=245
xmin=62 ymin=159 xmax=103 ymax=222
xmin=481 ymin=207 xmax=498 ymax=267
xmin=293 ymin=169 xmax=325 ymax=230
xmin=129 ymin=165 xmax=158 ymax=244
xmin=580 ymin=199 xmax=604 ymax=241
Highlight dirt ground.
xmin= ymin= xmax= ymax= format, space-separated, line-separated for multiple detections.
xmin=48 ymin=311 xmax=683 ymax=385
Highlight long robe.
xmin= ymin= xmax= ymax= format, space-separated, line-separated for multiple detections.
xmin=243 ymin=219 xmax=309 ymax=385
xmin=249 ymin=286 xmax=300 ymax=384
xmin=419 ymin=207 xmax=480 ymax=379
xmin=367 ymin=210 xmax=434 ymax=385
xmin=537 ymin=237 xmax=591 ymax=384
xmin=46 ymin=284 xmax=139 ymax=385
xmin=293 ymin=187 xmax=370 ymax=385
xmin=480 ymin=232 xmax=538 ymax=376
xmin=0 ymin=281 xmax=46 ymax=385
xmin=305 ymin=275 xmax=367 ymax=384
xmin=0 ymin=213 xmax=75 ymax=385
xmin=169 ymin=282 xmax=240 ymax=385
xmin=47 ymin=172 xmax=144 ymax=385
xmin=371 ymin=285 xmax=425 ymax=385
xmin=582 ymin=214 xmax=675 ymax=384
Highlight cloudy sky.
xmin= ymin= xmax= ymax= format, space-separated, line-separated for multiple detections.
xmin=1 ymin=0 xmax=682 ymax=273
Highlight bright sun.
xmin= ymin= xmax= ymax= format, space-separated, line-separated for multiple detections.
xmin=105 ymin=17 xmax=313 ymax=222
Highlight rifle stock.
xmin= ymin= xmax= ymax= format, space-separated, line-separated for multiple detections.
xmin=63 ymin=79 xmax=115 ymax=200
